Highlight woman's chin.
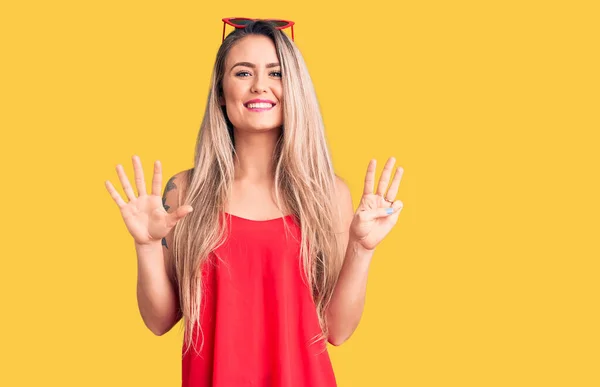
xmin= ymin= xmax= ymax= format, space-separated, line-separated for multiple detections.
xmin=234 ymin=123 xmax=283 ymax=133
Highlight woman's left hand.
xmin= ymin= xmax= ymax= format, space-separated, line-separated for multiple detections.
xmin=350 ymin=157 xmax=404 ymax=251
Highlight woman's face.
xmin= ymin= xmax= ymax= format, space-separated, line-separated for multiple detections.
xmin=221 ymin=35 xmax=283 ymax=132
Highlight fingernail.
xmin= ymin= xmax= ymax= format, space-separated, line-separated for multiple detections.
xmin=386 ymin=208 xmax=394 ymax=215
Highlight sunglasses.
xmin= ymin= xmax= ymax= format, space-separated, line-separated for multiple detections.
xmin=222 ymin=17 xmax=295 ymax=42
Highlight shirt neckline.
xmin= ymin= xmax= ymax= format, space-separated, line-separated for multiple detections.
xmin=224 ymin=212 xmax=294 ymax=223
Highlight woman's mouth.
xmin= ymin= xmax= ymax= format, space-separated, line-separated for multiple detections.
xmin=244 ymin=101 xmax=276 ymax=112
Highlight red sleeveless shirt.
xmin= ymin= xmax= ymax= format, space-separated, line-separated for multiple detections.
xmin=181 ymin=212 xmax=337 ymax=386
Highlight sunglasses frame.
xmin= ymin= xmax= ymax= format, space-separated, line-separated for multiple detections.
xmin=222 ymin=17 xmax=295 ymax=42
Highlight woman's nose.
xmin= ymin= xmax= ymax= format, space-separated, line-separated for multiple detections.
xmin=250 ymin=75 xmax=267 ymax=93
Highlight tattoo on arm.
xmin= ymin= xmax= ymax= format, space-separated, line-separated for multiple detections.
xmin=165 ymin=176 xmax=177 ymax=193
xmin=161 ymin=176 xmax=178 ymax=249
xmin=161 ymin=176 xmax=177 ymax=212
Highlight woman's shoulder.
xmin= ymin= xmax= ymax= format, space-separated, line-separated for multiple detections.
xmin=334 ymin=174 xmax=352 ymax=213
xmin=163 ymin=168 xmax=194 ymax=209
xmin=170 ymin=167 xmax=193 ymax=186
xmin=169 ymin=168 xmax=194 ymax=189
xmin=334 ymin=174 xmax=350 ymax=193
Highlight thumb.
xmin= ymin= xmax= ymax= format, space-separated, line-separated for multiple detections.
xmin=360 ymin=203 xmax=402 ymax=221
xmin=166 ymin=205 xmax=193 ymax=228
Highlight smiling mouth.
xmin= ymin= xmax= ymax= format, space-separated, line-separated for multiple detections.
xmin=245 ymin=102 xmax=275 ymax=109
xmin=245 ymin=102 xmax=275 ymax=111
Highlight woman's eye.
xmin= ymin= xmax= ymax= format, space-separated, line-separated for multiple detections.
xmin=234 ymin=70 xmax=281 ymax=78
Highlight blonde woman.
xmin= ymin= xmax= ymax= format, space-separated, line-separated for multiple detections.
xmin=105 ymin=19 xmax=404 ymax=387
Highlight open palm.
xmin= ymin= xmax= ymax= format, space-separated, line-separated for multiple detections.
xmin=350 ymin=157 xmax=404 ymax=251
xmin=104 ymin=155 xmax=193 ymax=246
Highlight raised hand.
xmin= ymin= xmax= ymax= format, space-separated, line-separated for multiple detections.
xmin=349 ymin=157 xmax=404 ymax=251
xmin=105 ymin=155 xmax=193 ymax=246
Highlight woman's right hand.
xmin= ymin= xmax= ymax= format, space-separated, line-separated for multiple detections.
xmin=105 ymin=155 xmax=193 ymax=246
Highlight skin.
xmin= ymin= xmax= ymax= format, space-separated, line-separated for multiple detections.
xmin=161 ymin=176 xmax=176 ymax=248
xmin=327 ymin=158 xmax=404 ymax=345
xmin=105 ymin=33 xmax=405 ymax=340
xmin=216 ymin=35 xmax=407 ymax=346
xmin=220 ymin=35 xmax=288 ymax=219
xmin=221 ymin=35 xmax=283 ymax=135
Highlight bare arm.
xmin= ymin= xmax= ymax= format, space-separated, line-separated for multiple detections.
xmin=136 ymin=239 xmax=181 ymax=336
xmin=326 ymin=238 xmax=375 ymax=346
xmin=136 ymin=172 xmax=187 ymax=336
xmin=326 ymin=177 xmax=373 ymax=346
xmin=326 ymin=158 xmax=404 ymax=346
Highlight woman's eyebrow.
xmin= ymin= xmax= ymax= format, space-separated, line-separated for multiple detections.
xmin=230 ymin=62 xmax=281 ymax=71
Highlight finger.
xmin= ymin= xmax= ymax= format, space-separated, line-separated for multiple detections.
xmin=105 ymin=180 xmax=127 ymax=208
xmin=166 ymin=205 xmax=193 ymax=228
xmin=376 ymin=157 xmax=396 ymax=196
xmin=363 ymin=159 xmax=377 ymax=195
xmin=116 ymin=164 xmax=136 ymax=201
xmin=390 ymin=200 xmax=404 ymax=214
xmin=385 ymin=166 xmax=404 ymax=201
xmin=151 ymin=160 xmax=162 ymax=196
xmin=132 ymin=155 xmax=147 ymax=196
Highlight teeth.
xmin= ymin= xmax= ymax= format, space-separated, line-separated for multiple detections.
xmin=247 ymin=103 xmax=274 ymax=109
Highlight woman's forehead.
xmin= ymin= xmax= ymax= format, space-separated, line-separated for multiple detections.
xmin=226 ymin=35 xmax=279 ymax=66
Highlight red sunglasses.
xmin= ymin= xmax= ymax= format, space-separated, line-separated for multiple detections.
xmin=222 ymin=17 xmax=295 ymax=42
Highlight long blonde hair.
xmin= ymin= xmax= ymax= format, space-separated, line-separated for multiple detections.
xmin=172 ymin=21 xmax=345 ymax=356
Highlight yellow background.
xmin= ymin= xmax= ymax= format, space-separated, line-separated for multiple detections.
xmin=1 ymin=0 xmax=598 ymax=386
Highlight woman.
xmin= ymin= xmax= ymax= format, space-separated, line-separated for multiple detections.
xmin=105 ymin=20 xmax=404 ymax=387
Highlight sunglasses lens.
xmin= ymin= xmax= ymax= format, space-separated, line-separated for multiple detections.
xmin=268 ymin=20 xmax=289 ymax=27
xmin=230 ymin=18 xmax=253 ymax=26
